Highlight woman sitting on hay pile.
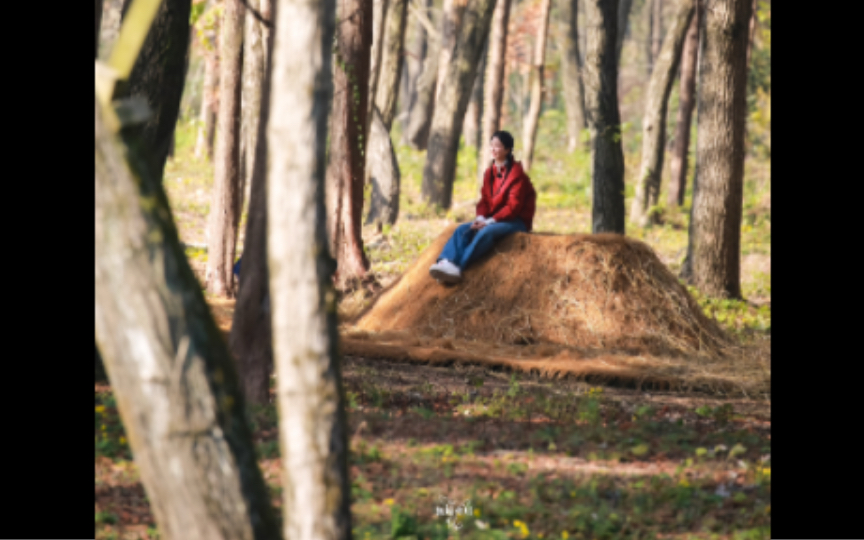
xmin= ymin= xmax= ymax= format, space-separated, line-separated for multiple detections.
xmin=429 ymin=130 xmax=537 ymax=284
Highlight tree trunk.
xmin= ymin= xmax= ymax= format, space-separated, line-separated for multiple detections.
xmin=365 ymin=106 xmax=401 ymax=227
xmin=559 ymin=0 xmax=588 ymax=153
xmin=206 ymin=0 xmax=245 ymax=298
xmin=421 ymin=0 xmax=496 ymax=209
xmin=95 ymin=94 xmax=280 ymax=540
xmin=401 ymin=0 xmax=432 ymax=144
xmin=404 ymin=0 xmax=437 ymax=149
xmin=374 ymin=0 xmax=409 ymax=129
xmin=436 ymin=0 xmax=468 ymax=99
xmin=652 ymin=0 xmax=663 ymax=62
xmin=667 ymin=0 xmax=698 ymax=207
xmin=681 ymin=0 xmax=752 ymax=299
xmin=230 ymin=0 xmax=275 ymax=407
xmin=369 ymin=0 xmax=390 ymax=121
xmin=521 ymin=0 xmax=553 ymax=172
xmin=95 ymin=0 xmax=103 ymax=59
xmin=462 ymin=41 xmax=485 ymax=152
xmin=629 ymin=0 xmax=695 ymax=227
xmin=268 ymin=0 xmax=351 ymax=535
xmin=119 ymin=0 xmax=192 ymax=182
xmin=195 ymin=12 xmax=220 ymax=162
xmin=325 ymin=0 xmax=372 ymax=286
xmin=614 ymin=0 xmax=634 ymax=63
xmin=478 ymin=0 xmax=512 ymax=181
xmin=239 ymin=0 xmax=272 ymax=221
xmin=583 ymin=0 xmax=625 ymax=234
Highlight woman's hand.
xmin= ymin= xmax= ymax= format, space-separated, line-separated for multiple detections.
xmin=471 ymin=217 xmax=487 ymax=230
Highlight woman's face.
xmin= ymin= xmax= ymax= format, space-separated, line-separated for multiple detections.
xmin=490 ymin=137 xmax=510 ymax=162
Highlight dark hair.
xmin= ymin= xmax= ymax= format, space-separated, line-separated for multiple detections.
xmin=490 ymin=130 xmax=516 ymax=177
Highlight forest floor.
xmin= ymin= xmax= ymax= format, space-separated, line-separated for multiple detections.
xmin=95 ymin=115 xmax=770 ymax=539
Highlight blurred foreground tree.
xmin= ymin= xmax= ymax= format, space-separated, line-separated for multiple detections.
xmin=267 ymin=0 xmax=352 ymax=535
xmin=629 ymin=0 xmax=695 ymax=226
xmin=681 ymin=0 xmax=753 ymax=298
xmin=667 ymin=0 xmax=699 ymax=206
xmin=583 ymin=0 xmax=625 ymax=234
xmin=421 ymin=0 xmax=496 ymax=209
xmin=206 ymin=0 xmax=245 ymax=298
xmin=325 ymin=0 xmax=373 ymax=286
xmin=231 ymin=0 xmax=275 ymax=405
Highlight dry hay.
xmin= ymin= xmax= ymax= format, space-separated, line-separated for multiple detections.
xmin=344 ymin=225 xmax=769 ymax=396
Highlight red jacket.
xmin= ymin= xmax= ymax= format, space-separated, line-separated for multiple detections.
xmin=476 ymin=161 xmax=537 ymax=232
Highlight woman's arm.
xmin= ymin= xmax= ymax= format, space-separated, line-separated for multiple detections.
xmin=490 ymin=176 xmax=529 ymax=223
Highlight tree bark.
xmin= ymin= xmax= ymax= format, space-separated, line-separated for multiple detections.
xmin=325 ymin=0 xmax=372 ymax=286
xmin=95 ymin=94 xmax=280 ymax=540
xmin=195 ymin=6 xmax=220 ymax=162
xmin=521 ymin=0 xmax=553 ymax=172
xmin=268 ymin=0 xmax=351 ymax=535
xmin=207 ymin=0 xmax=245 ymax=298
xmin=374 ymin=0 xmax=409 ymax=129
xmin=681 ymin=0 xmax=752 ymax=299
xmin=365 ymin=106 xmax=401 ymax=227
xmin=478 ymin=0 xmax=512 ymax=181
xmin=629 ymin=0 xmax=695 ymax=227
xmin=404 ymin=0 xmax=438 ymax=149
xmin=462 ymin=40 xmax=486 ymax=152
xmin=96 ymin=0 xmax=103 ymax=59
xmin=436 ymin=0 xmax=468 ymax=99
xmin=401 ymin=0 xmax=432 ymax=144
xmin=230 ymin=0 xmax=275 ymax=407
xmin=559 ymin=0 xmax=588 ymax=153
xmin=421 ymin=0 xmax=496 ymax=209
xmin=583 ymin=0 xmax=625 ymax=234
xmin=667 ymin=0 xmax=698 ymax=207
xmin=369 ymin=0 xmax=391 ymax=122
xmin=652 ymin=0 xmax=663 ymax=63
xmin=239 ymin=0 xmax=273 ymax=220
xmin=120 ymin=0 xmax=192 ymax=182
xmin=614 ymin=0 xmax=634 ymax=63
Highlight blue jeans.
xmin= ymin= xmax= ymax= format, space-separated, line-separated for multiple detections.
xmin=438 ymin=218 xmax=527 ymax=269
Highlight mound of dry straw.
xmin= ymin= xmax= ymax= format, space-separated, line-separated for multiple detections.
xmin=343 ymin=225 xmax=768 ymax=396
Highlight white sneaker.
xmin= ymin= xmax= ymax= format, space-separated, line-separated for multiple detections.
xmin=429 ymin=258 xmax=462 ymax=284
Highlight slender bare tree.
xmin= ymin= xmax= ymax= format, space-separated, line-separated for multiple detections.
xmin=667 ymin=0 xmax=699 ymax=206
xmin=583 ymin=0 xmax=625 ymax=233
xmin=521 ymin=0 xmax=553 ymax=171
xmin=325 ymin=0 xmax=373 ymax=285
xmin=421 ymin=0 xmax=497 ymax=209
xmin=629 ymin=0 xmax=695 ymax=227
xmin=404 ymin=0 xmax=439 ymax=149
xmin=681 ymin=0 xmax=753 ymax=298
xmin=96 ymin=94 xmax=280 ymax=540
xmin=478 ymin=0 xmax=513 ymax=181
xmin=374 ymin=0 xmax=409 ymax=128
xmin=368 ymin=0 xmax=390 ymax=120
xmin=463 ymin=42 xmax=486 ymax=152
xmin=268 ymin=0 xmax=352 ymax=536
xmin=559 ymin=0 xmax=588 ymax=153
xmin=195 ymin=3 xmax=220 ymax=161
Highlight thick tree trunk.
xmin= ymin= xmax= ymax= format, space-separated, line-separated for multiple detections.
xmin=667 ymin=0 xmax=698 ymax=207
xmin=559 ymin=0 xmax=588 ymax=153
xmin=374 ymin=0 xmax=409 ymax=129
xmin=401 ymin=0 xmax=431 ymax=143
xmin=681 ymin=0 xmax=752 ymax=299
xmin=462 ymin=42 xmax=485 ymax=152
xmin=268 ymin=0 xmax=352 ymax=536
xmin=629 ymin=0 xmax=695 ymax=227
xmin=95 ymin=94 xmax=280 ymax=540
xmin=583 ymin=0 xmax=625 ymax=234
xmin=478 ymin=0 xmax=512 ymax=181
xmin=436 ymin=0 xmax=467 ymax=99
xmin=404 ymin=0 xmax=437 ymax=148
xmin=206 ymin=0 xmax=245 ymax=298
xmin=239 ymin=0 xmax=272 ymax=219
xmin=325 ymin=0 xmax=372 ymax=285
xmin=230 ymin=0 xmax=275 ymax=406
xmin=369 ymin=0 xmax=390 ymax=121
xmin=421 ymin=0 xmax=496 ymax=209
xmin=521 ymin=0 xmax=553 ymax=172
xmin=615 ymin=0 xmax=634 ymax=63
xmin=365 ymin=106 xmax=401 ymax=227
xmin=120 ymin=0 xmax=192 ymax=182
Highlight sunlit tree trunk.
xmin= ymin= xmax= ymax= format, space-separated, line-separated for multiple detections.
xmin=421 ymin=0 xmax=496 ymax=209
xmin=119 ymin=0 xmax=192 ymax=182
xmin=206 ymin=0 xmax=245 ymax=298
xmin=521 ymin=0 xmax=553 ymax=171
xmin=401 ymin=0 xmax=432 ymax=144
xmin=559 ymin=0 xmax=588 ymax=153
xmin=681 ymin=0 xmax=752 ymax=299
xmin=463 ymin=42 xmax=486 ymax=152
xmin=195 ymin=7 xmax=220 ymax=162
xmin=325 ymin=0 xmax=372 ymax=286
xmin=95 ymin=94 xmax=280 ymax=540
xmin=436 ymin=0 xmax=467 ymax=98
xmin=630 ymin=0 xmax=695 ymax=227
xmin=374 ymin=0 xmax=409 ymax=129
xmin=230 ymin=0 xmax=275 ymax=406
xmin=404 ymin=0 xmax=438 ymax=149
xmin=268 ymin=0 xmax=352 ymax=536
xmin=365 ymin=106 xmax=401 ymax=227
xmin=583 ymin=0 xmax=625 ymax=234
xmin=667 ymin=0 xmax=699 ymax=207
xmin=369 ymin=0 xmax=390 ymax=120
xmin=478 ymin=0 xmax=512 ymax=182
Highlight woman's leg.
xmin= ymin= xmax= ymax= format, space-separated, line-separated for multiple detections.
xmin=437 ymin=222 xmax=475 ymax=266
xmin=457 ymin=219 xmax=527 ymax=269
